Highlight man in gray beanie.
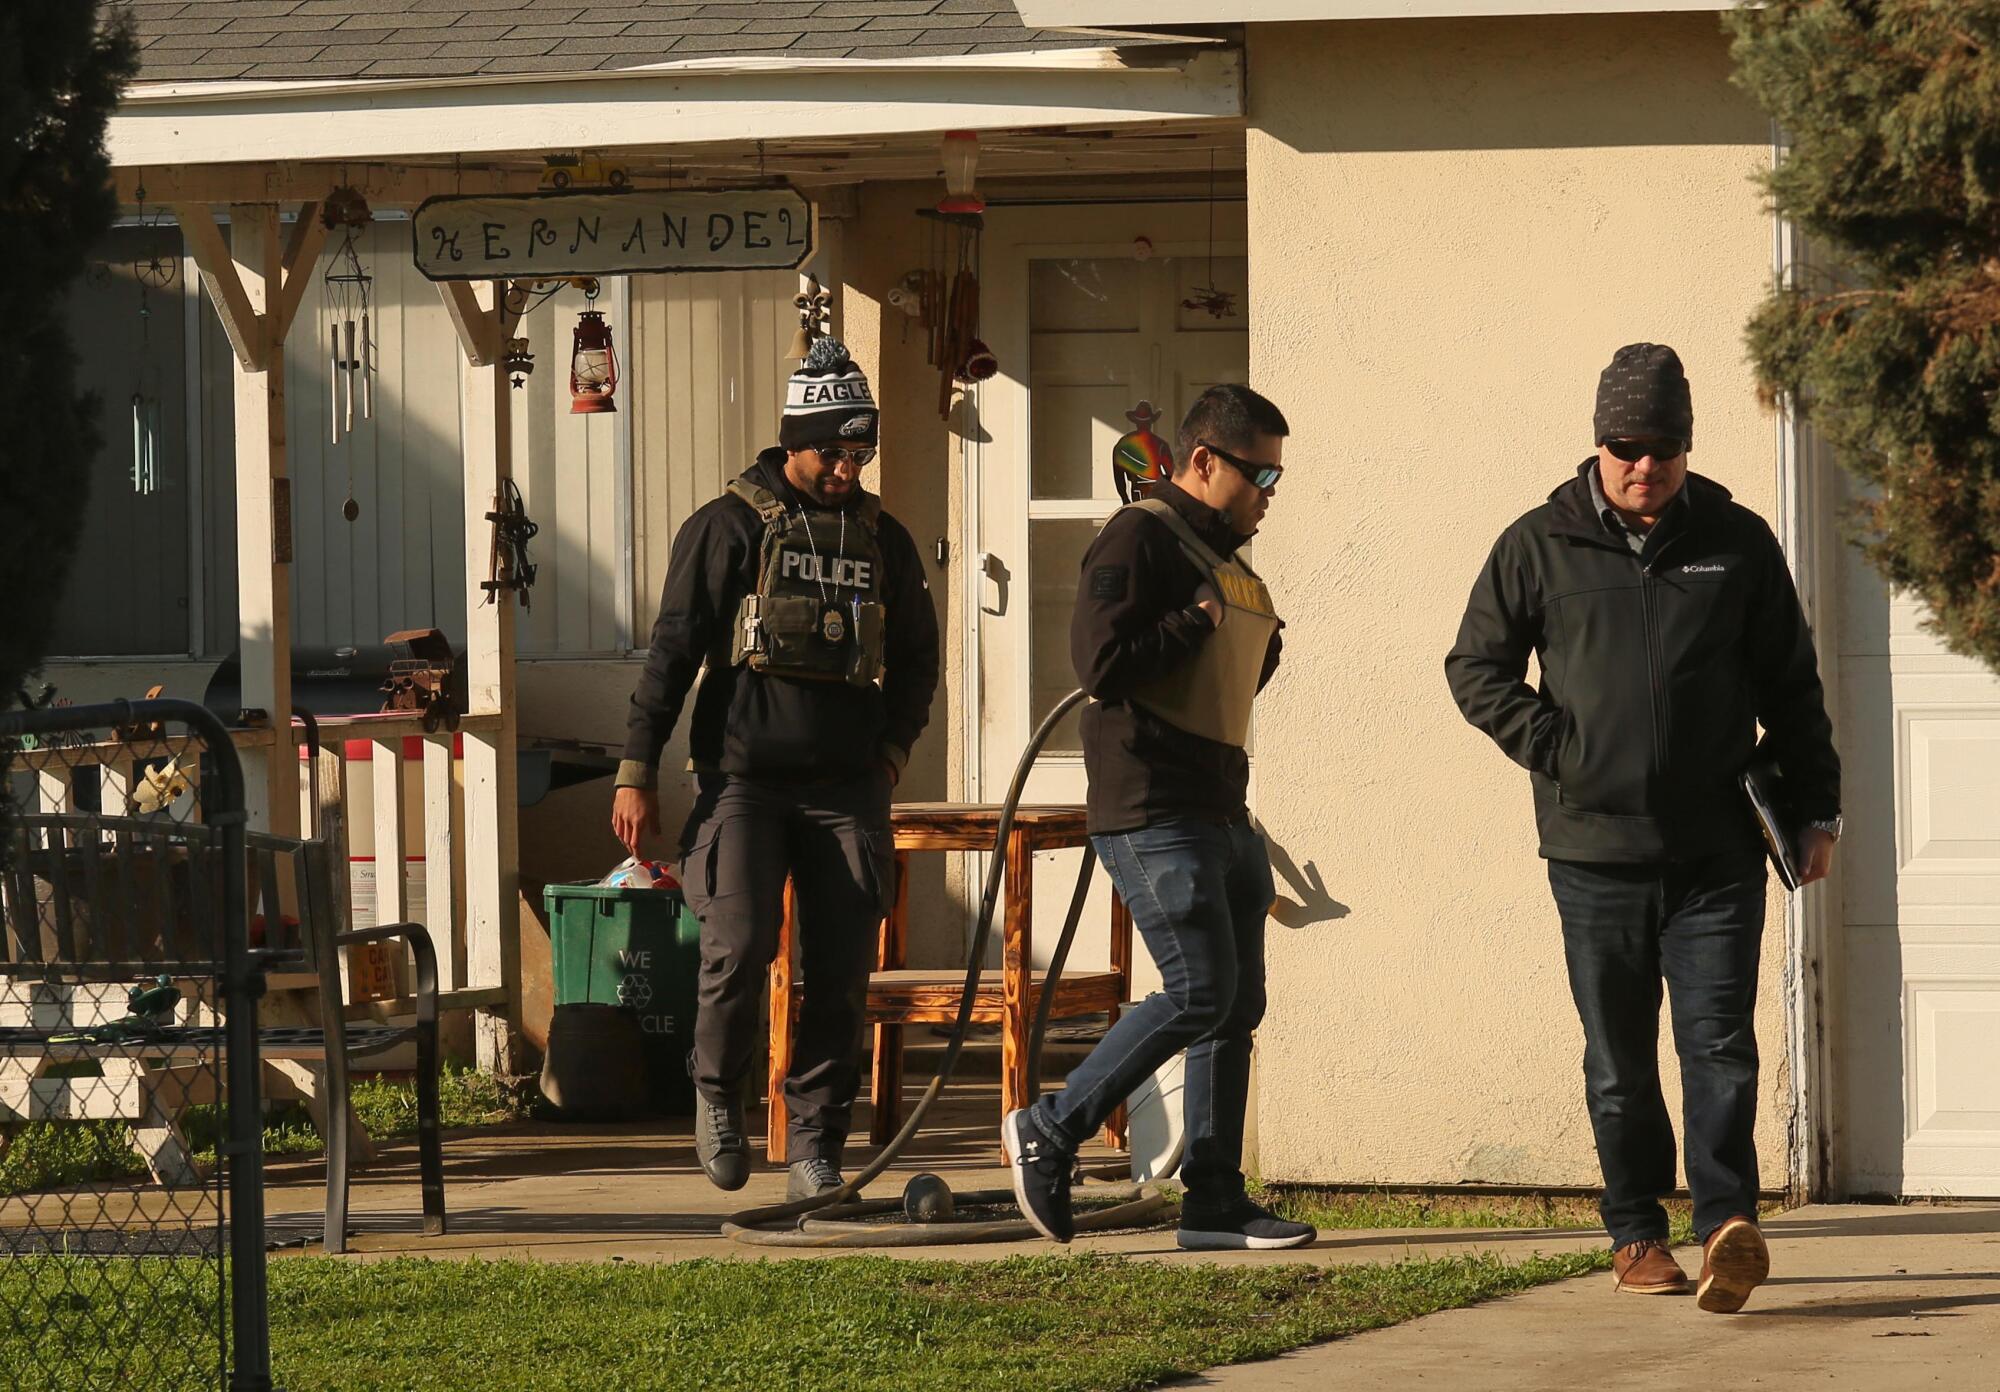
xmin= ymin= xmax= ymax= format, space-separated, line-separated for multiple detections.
xmin=1446 ymin=343 xmax=1841 ymax=1313
xmin=613 ymin=337 xmax=939 ymax=1200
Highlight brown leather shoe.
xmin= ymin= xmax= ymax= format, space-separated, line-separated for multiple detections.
xmin=1697 ymin=1215 xmax=1771 ymax=1313
xmin=1612 ymin=1238 xmax=1690 ymax=1294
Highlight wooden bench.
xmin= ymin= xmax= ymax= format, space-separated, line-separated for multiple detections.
xmin=765 ymin=803 xmax=1132 ymax=1163
xmin=0 ymin=812 xmax=444 ymax=1255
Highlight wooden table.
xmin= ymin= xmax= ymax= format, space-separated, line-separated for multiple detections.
xmin=765 ymin=802 xmax=1132 ymax=1163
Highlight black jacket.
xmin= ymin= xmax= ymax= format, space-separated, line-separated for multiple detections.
xmin=621 ymin=449 xmax=940 ymax=785
xmin=1074 ymin=481 xmax=1283 ymax=834
xmin=1446 ymin=460 xmax=1840 ymax=863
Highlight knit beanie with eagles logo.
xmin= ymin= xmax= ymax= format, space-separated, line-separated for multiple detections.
xmin=780 ymin=337 xmax=879 ymax=452
xmin=1593 ymin=342 xmax=1694 ymax=449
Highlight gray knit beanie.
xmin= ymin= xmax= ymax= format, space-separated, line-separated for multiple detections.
xmin=1593 ymin=342 xmax=1694 ymax=448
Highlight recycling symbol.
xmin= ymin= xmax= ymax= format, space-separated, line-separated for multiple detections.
xmin=617 ymin=973 xmax=652 ymax=1011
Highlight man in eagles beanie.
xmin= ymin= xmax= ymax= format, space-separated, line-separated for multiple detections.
xmin=1446 ymin=343 xmax=1840 ymax=1313
xmin=612 ymin=337 xmax=939 ymax=1200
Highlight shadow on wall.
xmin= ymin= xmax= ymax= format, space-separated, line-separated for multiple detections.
xmin=1262 ymin=824 xmax=1351 ymax=930
xmin=1260 ymin=13 xmax=1769 ymax=155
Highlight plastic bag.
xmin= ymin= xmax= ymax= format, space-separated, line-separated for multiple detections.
xmin=600 ymin=855 xmax=679 ymax=890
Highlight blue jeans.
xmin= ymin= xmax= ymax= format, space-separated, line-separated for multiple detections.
xmin=1029 ymin=817 xmax=1273 ymax=1209
xmin=1547 ymin=848 xmax=1768 ymax=1247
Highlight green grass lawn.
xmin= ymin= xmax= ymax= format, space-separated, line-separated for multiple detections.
xmin=7 ymin=1248 xmax=1615 ymax=1392
xmin=0 ymin=1067 xmax=523 ymax=1198
xmin=1261 ymin=1185 xmax=1784 ymax=1237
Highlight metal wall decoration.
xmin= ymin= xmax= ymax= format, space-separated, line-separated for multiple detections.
xmin=788 ymin=274 xmax=832 ymax=362
xmin=482 ymin=478 xmax=540 ymax=609
xmin=1112 ymin=401 xmax=1174 ymax=504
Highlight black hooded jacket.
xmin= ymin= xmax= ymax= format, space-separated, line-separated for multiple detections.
xmin=1446 ymin=460 xmax=1839 ymax=863
xmin=1073 ymin=480 xmax=1283 ymax=834
xmin=620 ymin=449 xmax=939 ymax=786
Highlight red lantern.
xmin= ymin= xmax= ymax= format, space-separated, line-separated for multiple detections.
xmin=569 ymin=309 xmax=618 ymax=414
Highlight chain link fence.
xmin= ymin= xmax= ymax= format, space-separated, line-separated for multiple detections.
xmin=0 ymin=699 xmax=273 ymax=1391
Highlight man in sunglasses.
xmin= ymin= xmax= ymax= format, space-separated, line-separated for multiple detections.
xmin=612 ymin=337 xmax=939 ymax=1201
xmin=1447 ymin=342 xmax=1840 ymax=1312
xmin=1004 ymin=383 xmax=1315 ymax=1252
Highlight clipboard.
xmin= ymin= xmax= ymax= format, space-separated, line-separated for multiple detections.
xmin=1740 ymin=757 xmax=1803 ymax=892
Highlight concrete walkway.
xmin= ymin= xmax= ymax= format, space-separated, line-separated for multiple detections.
xmin=246 ymin=1103 xmax=2000 ymax=1387
xmin=1169 ymin=1202 xmax=2000 ymax=1391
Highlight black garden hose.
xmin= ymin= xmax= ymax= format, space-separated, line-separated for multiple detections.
xmin=722 ymin=688 xmax=1175 ymax=1246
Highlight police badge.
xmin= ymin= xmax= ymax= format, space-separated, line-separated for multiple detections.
xmin=821 ymin=605 xmax=847 ymax=644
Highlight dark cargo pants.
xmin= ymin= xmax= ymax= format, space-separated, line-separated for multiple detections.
xmin=678 ymin=770 xmax=893 ymax=1162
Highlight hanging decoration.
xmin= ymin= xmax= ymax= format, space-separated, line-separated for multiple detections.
xmin=937 ymin=130 xmax=985 ymax=215
xmin=321 ymin=187 xmax=376 ymax=521
xmin=569 ymin=286 xmax=619 ymax=414
xmin=1111 ymin=401 xmax=1174 ymax=504
xmin=1180 ymin=151 xmax=1237 ymax=321
xmin=503 ymin=336 xmax=535 ymax=389
xmin=788 ymin=274 xmax=832 ymax=362
xmin=482 ymin=478 xmax=540 ymax=609
xmin=920 ymin=207 xmax=990 ymax=419
xmin=126 ymin=184 xmax=172 ymax=499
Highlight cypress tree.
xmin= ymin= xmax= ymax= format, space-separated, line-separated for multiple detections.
xmin=0 ymin=5 xmax=137 ymax=839
xmin=1730 ymin=0 xmax=2000 ymax=672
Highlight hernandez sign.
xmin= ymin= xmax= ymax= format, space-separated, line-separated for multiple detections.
xmin=411 ymin=186 xmax=813 ymax=281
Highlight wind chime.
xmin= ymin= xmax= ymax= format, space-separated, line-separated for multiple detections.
xmin=1181 ymin=151 xmax=1238 ymax=321
xmin=127 ymin=186 xmax=176 ymax=499
xmin=321 ymin=188 xmax=375 ymax=520
xmin=920 ymin=131 xmax=996 ymax=420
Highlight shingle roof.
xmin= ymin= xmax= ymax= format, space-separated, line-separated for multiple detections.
xmin=121 ymin=0 xmax=1117 ymax=83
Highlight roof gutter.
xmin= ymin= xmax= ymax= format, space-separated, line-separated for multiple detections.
xmin=108 ymin=44 xmax=1240 ymax=169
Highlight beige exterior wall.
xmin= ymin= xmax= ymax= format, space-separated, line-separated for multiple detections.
xmin=1244 ymin=13 xmax=1793 ymax=1186
xmin=842 ymin=181 xmax=970 ymax=971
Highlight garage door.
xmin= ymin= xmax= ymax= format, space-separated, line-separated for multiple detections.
xmin=1833 ymin=466 xmax=2000 ymax=1197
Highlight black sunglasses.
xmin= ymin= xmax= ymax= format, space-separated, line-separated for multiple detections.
xmin=1603 ymin=438 xmax=1684 ymax=464
xmin=815 ymin=445 xmax=877 ymax=468
xmin=1198 ymin=439 xmax=1284 ymax=490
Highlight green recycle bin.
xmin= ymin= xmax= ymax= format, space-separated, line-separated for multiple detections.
xmin=544 ymin=881 xmax=701 ymax=1116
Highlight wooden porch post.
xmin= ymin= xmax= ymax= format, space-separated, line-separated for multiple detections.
xmin=445 ymin=280 xmax=524 ymax=1072
xmin=176 ymin=200 xmax=326 ymax=835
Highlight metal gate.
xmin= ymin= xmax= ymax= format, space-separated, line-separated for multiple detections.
xmin=0 ymin=698 xmax=274 ymax=1391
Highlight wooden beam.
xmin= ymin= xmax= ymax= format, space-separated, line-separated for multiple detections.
xmin=174 ymin=202 xmax=266 ymax=371
xmin=271 ymin=200 xmax=328 ymax=345
xmin=228 ymin=202 xmax=301 ymax=840
xmin=438 ymin=279 xmax=501 ymax=366
xmin=458 ymin=280 xmax=523 ymax=1073
xmin=122 ymin=163 xmax=537 ymax=209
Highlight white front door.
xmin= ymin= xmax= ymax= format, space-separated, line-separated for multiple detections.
xmin=970 ymin=204 xmax=1247 ymax=971
xmin=1832 ymin=461 xmax=2000 ymax=1196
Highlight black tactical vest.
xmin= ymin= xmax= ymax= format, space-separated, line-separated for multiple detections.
xmin=726 ymin=479 xmax=888 ymax=687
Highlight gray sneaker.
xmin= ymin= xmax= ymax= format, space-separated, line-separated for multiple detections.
xmin=694 ymin=1095 xmax=749 ymax=1192
xmin=787 ymin=1156 xmax=844 ymax=1202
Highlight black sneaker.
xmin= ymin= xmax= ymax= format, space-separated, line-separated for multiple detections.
xmin=1177 ymin=1197 xmax=1317 ymax=1251
xmin=694 ymin=1095 xmax=750 ymax=1192
xmin=1002 ymin=1109 xmax=1074 ymax=1242
xmin=786 ymin=1156 xmax=844 ymax=1203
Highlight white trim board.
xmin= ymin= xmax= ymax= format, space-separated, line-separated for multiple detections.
xmin=108 ymin=48 xmax=1241 ymax=170
xmin=1015 ymin=0 xmax=1730 ymax=22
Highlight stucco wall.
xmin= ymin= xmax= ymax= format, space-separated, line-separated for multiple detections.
xmin=1244 ymin=13 xmax=1793 ymax=1187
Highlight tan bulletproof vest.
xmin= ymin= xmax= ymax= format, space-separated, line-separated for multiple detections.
xmin=1124 ymin=497 xmax=1281 ymax=748
xmin=726 ymin=479 xmax=887 ymax=687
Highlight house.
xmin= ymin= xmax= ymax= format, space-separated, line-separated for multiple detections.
xmin=43 ymin=0 xmax=2000 ymax=1203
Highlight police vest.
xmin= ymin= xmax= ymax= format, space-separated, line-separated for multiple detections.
xmin=1123 ymin=498 xmax=1281 ymax=748
xmin=726 ymin=479 xmax=888 ymax=687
